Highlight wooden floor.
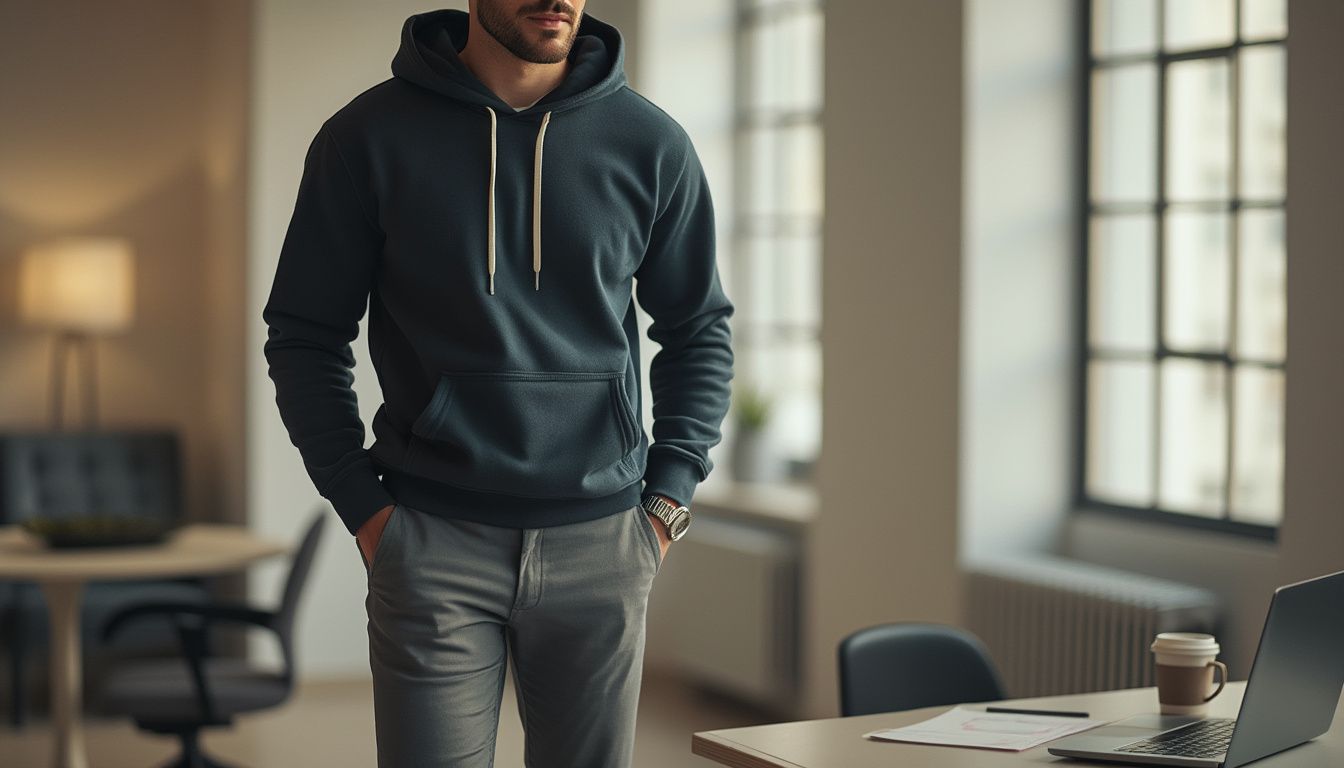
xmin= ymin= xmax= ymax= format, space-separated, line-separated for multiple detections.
xmin=1 ymin=666 xmax=775 ymax=767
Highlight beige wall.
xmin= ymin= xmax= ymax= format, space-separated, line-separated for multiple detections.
xmin=807 ymin=0 xmax=965 ymax=720
xmin=0 ymin=0 xmax=250 ymax=537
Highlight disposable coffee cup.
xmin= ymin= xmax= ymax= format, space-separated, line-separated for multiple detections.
xmin=1151 ymin=632 xmax=1228 ymax=716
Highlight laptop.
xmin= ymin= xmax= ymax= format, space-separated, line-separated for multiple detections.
xmin=1048 ymin=568 xmax=1344 ymax=767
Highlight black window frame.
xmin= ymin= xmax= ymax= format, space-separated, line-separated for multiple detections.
xmin=1074 ymin=0 xmax=1288 ymax=541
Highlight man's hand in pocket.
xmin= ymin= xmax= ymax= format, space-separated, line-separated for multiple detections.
xmin=357 ymin=504 xmax=397 ymax=568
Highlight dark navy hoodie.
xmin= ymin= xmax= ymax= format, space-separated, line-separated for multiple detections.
xmin=262 ymin=9 xmax=735 ymax=537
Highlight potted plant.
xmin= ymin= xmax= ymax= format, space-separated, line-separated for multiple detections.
xmin=730 ymin=381 xmax=775 ymax=483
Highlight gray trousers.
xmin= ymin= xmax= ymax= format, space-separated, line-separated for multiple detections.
xmin=356 ymin=501 xmax=664 ymax=768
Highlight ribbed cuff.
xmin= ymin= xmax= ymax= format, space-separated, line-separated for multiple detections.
xmin=324 ymin=461 xmax=397 ymax=536
xmin=641 ymin=452 xmax=706 ymax=509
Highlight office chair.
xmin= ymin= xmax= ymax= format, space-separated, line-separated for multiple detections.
xmin=837 ymin=622 xmax=1007 ymax=717
xmin=0 ymin=429 xmax=209 ymax=729
xmin=95 ymin=510 xmax=326 ymax=768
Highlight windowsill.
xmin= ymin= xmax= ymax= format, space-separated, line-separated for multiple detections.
xmin=1069 ymin=505 xmax=1280 ymax=555
xmin=691 ymin=473 xmax=817 ymax=529
xmin=1071 ymin=504 xmax=1281 ymax=545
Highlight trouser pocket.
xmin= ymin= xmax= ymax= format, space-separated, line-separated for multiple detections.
xmin=358 ymin=503 xmax=405 ymax=578
xmin=632 ymin=505 xmax=663 ymax=574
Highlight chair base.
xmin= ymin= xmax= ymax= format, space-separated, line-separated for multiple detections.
xmin=136 ymin=719 xmax=239 ymax=768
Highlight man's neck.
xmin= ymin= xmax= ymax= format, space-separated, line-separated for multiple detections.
xmin=459 ymin=18 xmax=572 ymax=110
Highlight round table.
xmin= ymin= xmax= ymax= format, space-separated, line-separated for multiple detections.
xmin=0 ymin=523 xmax=291 ymax=768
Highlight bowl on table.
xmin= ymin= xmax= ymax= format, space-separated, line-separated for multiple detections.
xmin=19 ymin=515 xmax=179 ymax=548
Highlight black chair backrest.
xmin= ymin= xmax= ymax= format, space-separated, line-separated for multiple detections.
xmin=0 ymin=430 xmax=182 ymax=524
xmin=272 ymin=510 xmax=326 ymax=674
xmin=837 ymin=622 xmax=1007 ymax=716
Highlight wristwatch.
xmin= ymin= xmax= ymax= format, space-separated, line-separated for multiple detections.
xmin=641 ymin=493 xmax=692 ymax=541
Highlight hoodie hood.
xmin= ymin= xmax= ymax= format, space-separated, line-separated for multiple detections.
xmin=390 ymin=8 xmax=628 ymax=296
xmin=391 ymin=8 xmax=628 ymax=115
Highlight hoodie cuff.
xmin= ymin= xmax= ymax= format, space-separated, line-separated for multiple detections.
xmin=641 ymin=452 xmax=706 ymax=509
xmin=324 ymin=462 xmax=397 ymax=537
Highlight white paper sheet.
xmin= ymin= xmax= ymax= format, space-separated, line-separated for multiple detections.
xmin=862 ymin=706 xmax=1107 ymax=751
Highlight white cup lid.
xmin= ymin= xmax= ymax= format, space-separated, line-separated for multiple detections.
xmin=1151 ymin=632 xmax=1220 ymax=657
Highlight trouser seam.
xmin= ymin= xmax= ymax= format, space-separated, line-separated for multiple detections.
xmin=487 ymin=640 xmax=506 ymax=768
xmin=511 ymin=640 xmax=537 ymax=767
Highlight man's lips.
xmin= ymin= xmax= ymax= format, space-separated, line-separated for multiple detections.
xmin=527 ymin=13 xmax=570 ymax=27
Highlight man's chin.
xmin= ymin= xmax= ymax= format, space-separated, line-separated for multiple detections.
xmin=518 ymin=43 xmax=572 ymax=65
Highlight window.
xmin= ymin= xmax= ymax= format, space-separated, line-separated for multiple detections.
xmin=729 ymin=0 xmax=824 ymax=480
xmin=1080 ymin=0 xmax=1286 ymax=536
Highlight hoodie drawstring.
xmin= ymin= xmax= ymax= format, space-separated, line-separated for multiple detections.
xmin=484 ymin=105 xmax=552 ymax=295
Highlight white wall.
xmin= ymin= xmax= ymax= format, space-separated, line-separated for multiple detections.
xmin=246 ymin=0 xmax=447 ymax=678
xmin=960 ymin=0 xmax=1078 ymax=563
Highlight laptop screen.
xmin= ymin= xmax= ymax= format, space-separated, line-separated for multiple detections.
xmin=1223 ymin=569 xmax=1344 ymax=768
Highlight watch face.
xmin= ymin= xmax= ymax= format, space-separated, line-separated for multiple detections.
xmin=669 ymin=513 xmax=691 ymax=540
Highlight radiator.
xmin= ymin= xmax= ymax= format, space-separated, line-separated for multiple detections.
xmin=649 ymin=515 xmax=800 ymax=709
xmin=965 ymin=556 xmax=1220 ymax=698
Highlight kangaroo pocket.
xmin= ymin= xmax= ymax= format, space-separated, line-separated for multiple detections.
xmin=403 ymin=369 xmax=644 ymax=498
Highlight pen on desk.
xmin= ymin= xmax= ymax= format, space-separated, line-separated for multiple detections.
xmin=985 ymin=707 xmax=1091 ymax=718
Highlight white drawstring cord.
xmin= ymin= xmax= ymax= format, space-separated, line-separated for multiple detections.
xmin=486 ymin=106 xmax=498 ymax=295
xmin=533 ymin=110 xmax=552 ymax=290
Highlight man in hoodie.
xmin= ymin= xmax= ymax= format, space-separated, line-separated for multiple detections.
xmin=261 ymin=1 xmax=733 ymax=766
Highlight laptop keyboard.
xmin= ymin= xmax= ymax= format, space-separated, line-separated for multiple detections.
xmin=1116 ymin=718 xmax=1237 ymax=759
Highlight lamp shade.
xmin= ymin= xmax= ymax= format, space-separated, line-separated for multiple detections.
xmin=19 ymin=237 xmax=135 ymax=333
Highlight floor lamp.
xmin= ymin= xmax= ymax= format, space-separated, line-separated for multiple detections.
xmin=19 ymin=237 xmax=135 ymax=430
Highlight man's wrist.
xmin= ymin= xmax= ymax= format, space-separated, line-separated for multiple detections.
xmin=642 ymin=493 xmax=689 ymax=541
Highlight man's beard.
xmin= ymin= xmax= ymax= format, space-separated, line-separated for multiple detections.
xmin=477 ymin=1 xmax=580 ymax=64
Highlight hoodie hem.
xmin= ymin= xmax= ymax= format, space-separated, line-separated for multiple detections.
xmin=380 ymin=468 xmax=643 ymax=529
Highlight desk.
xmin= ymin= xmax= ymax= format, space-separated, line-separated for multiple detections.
xmin=693 ymin=682 xmax=1344 ymax=767
xmin=0 ymin=524 xmax=290 ymax=768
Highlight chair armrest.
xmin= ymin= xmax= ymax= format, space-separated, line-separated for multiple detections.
xmin=99 ymin=601 xmax=279 ymax=726
xmin=99 ymin=601 xmax=276 ymax=645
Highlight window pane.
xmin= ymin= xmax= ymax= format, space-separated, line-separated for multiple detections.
xmin=1087 ymin=360 xmax=1155 ymax=505
xmin=779 ymin=236 xmax=821 ymax=327
xmin=1231 ymin=366 xmax=1284 ymax=524
xmin=1092 ymin=64 xmax=1157 ymax=202
xmin=1167 ymin=58 xmax=1231 ymax=201
xmin=1159 ymin=359 xmax=1227 ymax=517
xmin=747 ymin=18 xmax=784 ymax=115
xmin=780 ymin=122 xmax=823 ymax=217
xmin=1236 ymin=209 xmax=1286 ymax=361
xmin=1239 ymin=45 xmax=1287 ymax=199
xmin=768 ymin=342 xmax=817 ymax=462
xmin=1164 ymin=0 xmax=1234 ymax=51
xmin=1090 ymin=214 xmax=1156 ymax=352
xmin=748 ymin=8 xmax=824 ymax=114
xmin=1092 ymin=0 xmax=1157 ymax=57
xmin=1241 ymin=0 xmax=1287 ymax=40
xmin=1165 ymin=211 xmax=1230 ymax=351
xmin=746 ymin=126 xmax=778 ymax=216
xmin=783 ymin=9 xmax=823 ymax=112
xmin=744 ymin=237 xmax=777 ymax=325
xmin=738 ymin=337 xmax=775 ymax=393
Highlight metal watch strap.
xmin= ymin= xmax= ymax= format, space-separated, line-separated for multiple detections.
xmin=641 ymin=493 xmax=691 ymax=541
